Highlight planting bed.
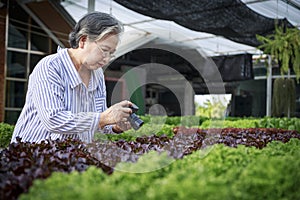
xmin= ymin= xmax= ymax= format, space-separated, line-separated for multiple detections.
xmin=1 ymin=127 xmax=299 ymax=200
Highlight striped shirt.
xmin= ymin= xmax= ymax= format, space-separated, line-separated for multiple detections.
xmin=11 ymin=48 xmax=114 ymax=144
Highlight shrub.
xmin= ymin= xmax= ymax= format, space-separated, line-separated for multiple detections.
xmin=0 ymin=123 xmax=14 ymax=148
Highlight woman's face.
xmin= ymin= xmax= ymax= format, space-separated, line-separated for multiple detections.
xmin=83 ymin=34 xmax=119 ymax=70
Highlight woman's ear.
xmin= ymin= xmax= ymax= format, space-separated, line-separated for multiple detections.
xmin=78 ymin=35 xmax=88 ymax=48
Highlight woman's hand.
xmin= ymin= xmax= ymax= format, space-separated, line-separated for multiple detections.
xmin=99 ymin=100 xmax=133 ymax=129
xmin=112 ymin=121 xmax=132 ymax=133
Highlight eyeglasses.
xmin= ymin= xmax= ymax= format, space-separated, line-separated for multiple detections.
xmin=94 ymin=42 xmax=115 ymax=59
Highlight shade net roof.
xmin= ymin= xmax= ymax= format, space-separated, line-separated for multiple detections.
xmin=61 ymin=0 xmax=299 ymax=57
xmin=114 ymin=0 xmax=294 ymax=47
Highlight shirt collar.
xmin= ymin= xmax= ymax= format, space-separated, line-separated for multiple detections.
xmin=58 ymin=48 xmax=104 ymax=91
xmin=59 ymin=48 xmax=82 ymax=89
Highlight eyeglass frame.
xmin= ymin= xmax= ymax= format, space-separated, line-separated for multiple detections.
xmin=94 ymin=41 xmax=115 ymax=59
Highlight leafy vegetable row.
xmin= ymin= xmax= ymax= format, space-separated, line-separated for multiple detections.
xmin=1 ymin=127 xmax=299 ymax=200
xmin=2 ymin=117 xmax=300 ymax=148
xmin=21 ymin=139 xmax=300 ymax=200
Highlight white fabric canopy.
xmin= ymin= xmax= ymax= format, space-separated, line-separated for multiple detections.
xmin=242 ymin=0 xmax=300 ymax=28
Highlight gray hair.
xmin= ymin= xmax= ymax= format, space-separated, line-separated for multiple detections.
xmin=69 ymin=12 xmax=123 ymax=48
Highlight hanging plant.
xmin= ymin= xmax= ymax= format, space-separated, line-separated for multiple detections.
xmin=272 ymin=78 xmax=296 ymax=117
xmin=256 ymin=25 xmax=300 ymax=81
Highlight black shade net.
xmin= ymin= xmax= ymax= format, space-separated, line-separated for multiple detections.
xmin=114 ymin=0 xmax=294 ymax=47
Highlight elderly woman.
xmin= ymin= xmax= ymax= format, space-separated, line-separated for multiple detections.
xmin=11 ymin=12 xmax=133 ymax=143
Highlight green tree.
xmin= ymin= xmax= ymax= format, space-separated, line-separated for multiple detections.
xmin=195 ymin=96 xmax=227 ymax=119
